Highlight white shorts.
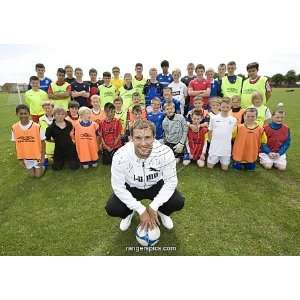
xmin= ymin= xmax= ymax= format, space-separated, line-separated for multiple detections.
xmin=23 ymin=159 xmax=41 ymax=170
xmin=207 ymin=155 xmax=231 ymax=166
xmin=259 ymin=153 xmax=287 ymax=167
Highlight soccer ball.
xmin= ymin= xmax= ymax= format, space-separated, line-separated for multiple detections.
xmin=136 ymin=225 xmax=160 ymax=246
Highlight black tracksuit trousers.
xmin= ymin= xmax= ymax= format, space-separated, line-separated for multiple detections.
xmin=105 ymin=180 xmax=184 ymax=219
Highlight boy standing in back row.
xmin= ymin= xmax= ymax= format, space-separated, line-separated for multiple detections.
xmin=188 ymin=64 xmax=211 ymax=110
xmin=86 ymin=68 xmax=103 ymax=108
xmin=64 ymin=65 xmax=75 ymax=84
xmin=111 ymin=66 xmax=123 ymax=92
xmin=28 ymin=63 xmax=52 ymax=92
xmin=24 ymin=76 xmax=48 ymax=123
xmin=70 ymin=68 xmax=90 ymax=107
xmin=157 ymin=60 xmax=173 ymax=88
xmin=241 ymin=62 xmax=272 ymax=108
xmin=99 ymin=72 xmax=118 ymax=109
xmin=48 ymin=68 xmax=71 ymax=110
xmin=220 ymin=61 xmax=243 ymax=98
xmin=132 ymin=63 xmax=147 ymax=105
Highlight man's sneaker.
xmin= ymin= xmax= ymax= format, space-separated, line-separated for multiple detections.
xmin=120 ymin=211 xmax=135 ymax=231
xmin=157 ymin=211 xmax=174 ymax=230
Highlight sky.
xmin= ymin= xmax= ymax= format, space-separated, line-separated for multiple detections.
xmin=0 ymin=0 xmax=299 ymax=84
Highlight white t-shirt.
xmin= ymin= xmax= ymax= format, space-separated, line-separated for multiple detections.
xmin=208 ymin=114 xmax=236 ymax=156
xmin=11 ymin=121 xmax=46 ymax=141
xmin=168 ymin=81 xmax=187 ymax=113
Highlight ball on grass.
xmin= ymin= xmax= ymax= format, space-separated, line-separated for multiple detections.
xmin=136 ymin=225 xmax=160 ymax=246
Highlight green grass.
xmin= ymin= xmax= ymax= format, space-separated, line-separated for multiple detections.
xmin=0 ymin=89 xmax=300 ymax=255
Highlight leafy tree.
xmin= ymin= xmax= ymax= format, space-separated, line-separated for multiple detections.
xmin=271 ymin=73 xmax=285 ymax=87
xmin=285 ymin=70 xmax=297 ymax=86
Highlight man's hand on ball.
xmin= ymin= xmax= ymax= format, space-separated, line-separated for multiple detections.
xmin=147 ymin=207 xmax=160 ymax=229
xmin=140 ymin=210 xmax=152 ymax=230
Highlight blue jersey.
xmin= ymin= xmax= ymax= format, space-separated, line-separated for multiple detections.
xmin=156 ymin=73 xmax=173 ymax=88
xmin=209 ymin=79 xmax=220 ymax=97
xmin=147 ymin=111 xmax=165 ymax=140
xmin=28 ymin=77 xmax=52 ymax=92
xmin=143 ymin=80 xmax=164 ymax=107
xmin=161 ymin=98 xmax=181 ymax=114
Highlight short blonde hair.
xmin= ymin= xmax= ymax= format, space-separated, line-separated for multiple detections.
xmin=90 ymin=95 xmax=100 ymax=102
xmin=220 ymin=97 xmax=232 ymax=105
xmin=149 ymin=67 xmax=157 ymax=74
xmin=206 ymin=67 xmax=215 ymax=74
xmin=251 ymin=91 xmax=263 ymax=103
xmin=78 ymin=106 xmax=91 ymax=116
xmin=172 ymin=68 xmax=181 ymax=77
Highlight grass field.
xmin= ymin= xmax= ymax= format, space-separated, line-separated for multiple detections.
xmin=0 ymin=89 xmax=299 ymax=256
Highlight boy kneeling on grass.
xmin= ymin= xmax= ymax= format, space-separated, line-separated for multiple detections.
xmin=162 ymin=102 xmax=188 ymax=164
xmin=232 ymin=107 xmax=267 ymax=171
xmin=207 ymin=98 xmax=236 ymax=171
xmin=39 ymin=101 xmax=55 ymax=168
xmin=90 ymin=95 xmax=106 ymax=126
xmin=183 ymin=110 xmax=208 ymax=168
xmin=72 ymin=107 xmax=100 ymax=169
xmin=66 ymin=100 xmax=80 ymax=127
xmin=45 ymin=107 xmax=80 ymax=171
xmin=127 ymin=105 xmax=147 ymax=136
xmin=11 ymin=104 xmax=45 ymax=178
xmin=259 ymin=109 xmax=290 ymax=171
xmin=99 ymin=103 xmax=123 ymax=165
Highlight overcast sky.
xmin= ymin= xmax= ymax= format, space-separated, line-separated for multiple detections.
xmin=1 ymin=0 xmax=299 ymax=84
